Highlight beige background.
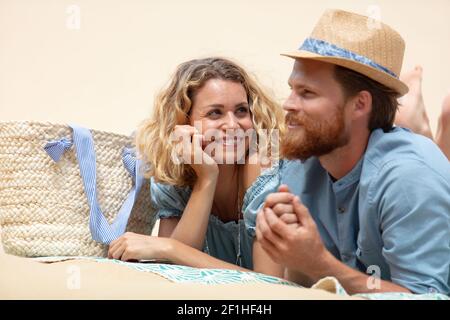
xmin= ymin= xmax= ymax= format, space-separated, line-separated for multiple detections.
xmin=1 ymin=0 xmax=450 ymax=252
xmin=1 ymin=0 xmax=450 ymax=136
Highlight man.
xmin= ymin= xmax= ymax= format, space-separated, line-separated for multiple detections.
xmin=252 ymin=9 xmax=450 ymax=294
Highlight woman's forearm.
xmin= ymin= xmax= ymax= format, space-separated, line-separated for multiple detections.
xmin=252 ymin=240 xmax=285 ymax=278
xmin=164 ymin=238 xmax=248 ymax=271
xmin=169 ymin=177 xmax=217 ymax=250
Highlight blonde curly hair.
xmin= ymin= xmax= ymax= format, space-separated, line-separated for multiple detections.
xmin=136 ymin=57 xmax=285 ymax=187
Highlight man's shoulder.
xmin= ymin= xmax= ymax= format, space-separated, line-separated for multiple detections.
xmin=356 ymin=130 xmax=450 ymax=236
xmin=363 ymin=127 xmax=450 ymax=178
xmin=358 ymin=128 xmax=450 ymax=208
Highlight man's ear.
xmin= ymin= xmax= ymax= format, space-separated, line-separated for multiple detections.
xmin=351 ymin=90 xmax=372 ymax=120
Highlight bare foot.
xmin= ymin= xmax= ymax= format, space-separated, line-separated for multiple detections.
xmin=395 ymin=66 xmax=434 ymax=140
xmin=435 ymin=93 xmax=450 ymax=160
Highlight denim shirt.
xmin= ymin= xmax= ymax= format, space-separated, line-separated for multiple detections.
xmin=149 ymin=165 xmax=281 ymax=270
xmin=245 ymin=127 xmax=450 ymax=294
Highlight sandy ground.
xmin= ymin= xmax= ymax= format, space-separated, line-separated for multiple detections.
xmin=0 ymin=253 xmax=357 ymax=300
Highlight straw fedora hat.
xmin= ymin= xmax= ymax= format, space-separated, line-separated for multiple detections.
xmin=282 ymin=9 xmax=409 ymax=96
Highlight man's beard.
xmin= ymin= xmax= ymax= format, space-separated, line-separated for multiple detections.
xmin=281 ymin=105 xmax=349 ymax=161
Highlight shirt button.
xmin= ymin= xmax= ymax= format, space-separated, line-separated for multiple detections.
xmin=341 ymin=254 xmax=351 ymax=262
xmin=338 ymin=207 xmax=346 ymax=213
xmin=428 ymin=287 xmax=438 ymax=294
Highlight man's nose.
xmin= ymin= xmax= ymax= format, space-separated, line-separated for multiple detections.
xmin=282 ymin=91 xmax=300 ymax=112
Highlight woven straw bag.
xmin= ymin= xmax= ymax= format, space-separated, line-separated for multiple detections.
xmin=0 ymin=121 xmax=156 ymax=257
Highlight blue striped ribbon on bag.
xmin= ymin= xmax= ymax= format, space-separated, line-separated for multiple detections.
xmin=44 ymin=124 xmax=143 ymax=244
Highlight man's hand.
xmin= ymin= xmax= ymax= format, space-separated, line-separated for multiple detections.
xmin=256 ymin=195 xmax=330 ymax=280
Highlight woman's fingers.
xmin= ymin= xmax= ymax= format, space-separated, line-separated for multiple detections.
xmin=174 ymin=124 xmax=199 ymax=135
xmin=173 ymin=125 xmax=204 ymax=163
xmin=272 ymin=203 xmax=294 ymax=216
xmin=264 ymin=192 xmax=295 ymax=208
xmin=279 ymin=213 xmax=299 ymax=225
xmin=191 ymin=133 xmax=204 ymax=163
xmin=108 ymin=237 xmax=122 ymax=259
xmin=278 ymin=184 xmax=290 ymax=193
xmin=110 ymin=242 xmax=127 ymax=260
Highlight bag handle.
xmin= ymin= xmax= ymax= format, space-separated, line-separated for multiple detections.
xmin=44 ymin=124 xmax=144 ymax=244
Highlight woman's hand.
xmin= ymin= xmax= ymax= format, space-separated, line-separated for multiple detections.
xmin=107 ymin=232 xmax=173 ymax=262
xmin=173 ymin=125 xmax=219 ymax=181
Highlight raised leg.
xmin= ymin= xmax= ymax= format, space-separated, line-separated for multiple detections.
xmin=395 ymin=66 xmax=433 ymax=140
xmin=435 ymin=93 xmax=450 ymax=160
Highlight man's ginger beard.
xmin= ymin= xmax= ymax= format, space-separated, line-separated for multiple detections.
xmin=281 ymin=104 xmax=350 ymax=161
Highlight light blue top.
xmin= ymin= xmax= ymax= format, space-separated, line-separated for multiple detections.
xmin=245 ymin=127 xmax=450 ymax=295
xmin=149 ymin=166 xmax=282 ymax=270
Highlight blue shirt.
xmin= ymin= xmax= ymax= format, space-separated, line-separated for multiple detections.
xmin=149 ymin=167 xmax=282 ymax=270
xmin=245 ymin=127 xmax=450 ymax=294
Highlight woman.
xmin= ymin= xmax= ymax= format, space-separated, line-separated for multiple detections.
xmin=108 ymin=57 xmax=286 ymax=277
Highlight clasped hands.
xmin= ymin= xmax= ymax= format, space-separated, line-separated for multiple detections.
xmin=255 ymin=184 xmax=331 ymax=279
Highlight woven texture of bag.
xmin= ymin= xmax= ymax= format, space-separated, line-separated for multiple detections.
xmin=0 ymin=121 xmax=156 ymax=257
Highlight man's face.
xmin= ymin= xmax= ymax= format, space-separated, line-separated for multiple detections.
xmin=281 ymin=59 xmax=351 ymax=161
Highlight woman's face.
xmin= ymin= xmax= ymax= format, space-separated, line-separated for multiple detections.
xmin=189 ymin=79 xmax=253 ymax=164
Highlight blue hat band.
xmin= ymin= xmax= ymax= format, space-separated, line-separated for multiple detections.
xmin=299 ymin=37 xmax=398 ymax=78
